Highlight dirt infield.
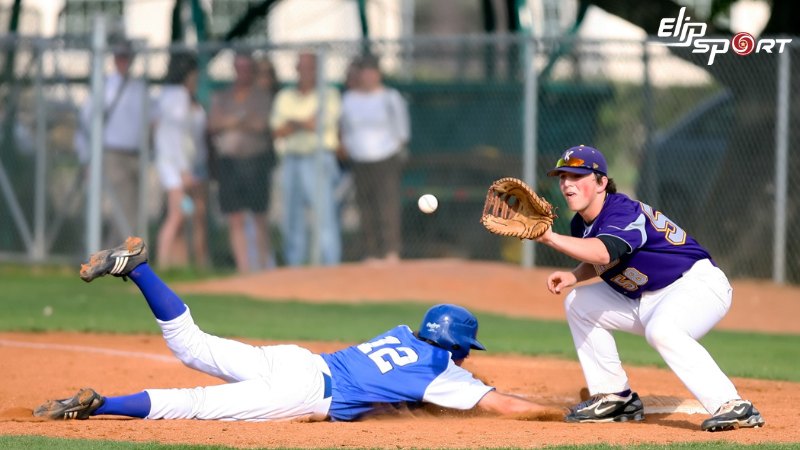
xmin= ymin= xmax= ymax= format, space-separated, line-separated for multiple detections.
xmin=2 ymin=260 xmax=799 ymax=448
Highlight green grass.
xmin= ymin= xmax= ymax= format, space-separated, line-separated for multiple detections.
xmin=2 ymin=268 xmax=799 ymax=381
xmin=0 ymin=436 xmax=797 ymax=450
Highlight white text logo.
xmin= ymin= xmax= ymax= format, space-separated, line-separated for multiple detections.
xmin=425 ymin=322 xmax=441 ymax=332
xmin=656 ymin=7 xmax=791 ymax=65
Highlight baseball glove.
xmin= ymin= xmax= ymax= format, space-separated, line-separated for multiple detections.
xmin=480 ymin=177 xmax=556 ymax=240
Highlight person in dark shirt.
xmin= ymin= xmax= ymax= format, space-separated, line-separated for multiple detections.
xmin=535 ymin=145 xmax=765 ymax=432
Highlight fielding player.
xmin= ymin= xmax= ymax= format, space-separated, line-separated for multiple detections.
xmin=34 ymin=237 xmax=553 ymax=422
xmin=536 ymin=145 xmax=764 ymax=432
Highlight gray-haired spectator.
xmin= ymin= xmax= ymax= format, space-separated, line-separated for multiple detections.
xmin=74 ymin=38 xmax=152 ymax=245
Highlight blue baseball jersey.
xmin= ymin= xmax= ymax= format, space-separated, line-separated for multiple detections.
xmin=320 ymin=325 xmax=494 ymax=421
xmin=570 ymin=193 xmax=712 ymax=299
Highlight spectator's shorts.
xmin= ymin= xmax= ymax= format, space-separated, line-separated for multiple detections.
xmin=216 ymin=152 xmax=272 ymax=214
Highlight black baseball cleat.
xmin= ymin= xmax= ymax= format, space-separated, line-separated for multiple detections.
xmin=565 ymin=391 xmax=644 ymax=423
xmin=80 ymin=236 xmax=148 ymax=282
xmin=701 ymin=399 xmax=765 ymax=432
xmin=33 ymin=388 xmax=105 ymax=420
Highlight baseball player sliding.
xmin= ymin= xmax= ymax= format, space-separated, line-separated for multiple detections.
xmin=481 ymin=145 xmax=764 ymax=432
xmin=34 ymin=237 xmax=555 ymax=422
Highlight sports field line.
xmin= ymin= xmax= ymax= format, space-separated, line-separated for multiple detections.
xmin=0 ymin=338 xmax=177 ymax=364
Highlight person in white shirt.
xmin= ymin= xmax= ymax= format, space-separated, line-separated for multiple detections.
xmin=74 ymin=39 xmax=151 ymax=244
xmin=339 ymin=55 xmax=410 ymax=263
xmin=153 ymin=52 xmax=209 ymax=269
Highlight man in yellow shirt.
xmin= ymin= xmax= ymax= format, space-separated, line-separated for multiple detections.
xmin=271 ymin=52 xmax=342 ymax=266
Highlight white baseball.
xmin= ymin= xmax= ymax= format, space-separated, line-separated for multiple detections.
xmin=418 ymin=194 xmax=438 ymax=214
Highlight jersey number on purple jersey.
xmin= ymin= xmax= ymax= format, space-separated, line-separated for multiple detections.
xmin=641 ymin=203 xmax=687 ymax=245
xmin=611 ymin=267 xmax=650 ymax=292
xmin=357 ymin=336 xmax=420 ymax=373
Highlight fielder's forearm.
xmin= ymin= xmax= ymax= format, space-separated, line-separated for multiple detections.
xmin=538 ymin=233 xmax=611 ymax=265
xmin=571 ymin=262 xmax=598 ymax=283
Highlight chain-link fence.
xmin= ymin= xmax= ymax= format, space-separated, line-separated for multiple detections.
xmin=0 ymin=33 xmax=798 ymax=282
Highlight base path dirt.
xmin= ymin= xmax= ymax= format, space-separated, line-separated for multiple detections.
xmin=2 ymin=261 xmax=799 ymax=448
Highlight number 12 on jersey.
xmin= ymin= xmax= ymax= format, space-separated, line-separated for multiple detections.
xmin=358 ymin=336 xmax=419 ymax=373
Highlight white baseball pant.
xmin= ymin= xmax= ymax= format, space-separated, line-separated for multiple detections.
xmin=564 ymin=258 xmax=739 ymax=414
xmin=144 ymin=308 xmax=332 ymax=421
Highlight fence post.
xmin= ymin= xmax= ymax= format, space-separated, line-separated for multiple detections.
xmin=311 ymin=47 xmax=329 ymax=266
xmin=772 ymin=46 xmax=790 ymax=284
xmin=86 ymin=15 xmax=107 ymax=255
xmin=33 ymin=41 xmax=47 ymax=261
xmin=137 ymin=45 xmax=151 ymax=243
xmin=522 ymin=35 xmax=538 ymax=268
xmin=641 ymin=38 xmax=654 ymax=169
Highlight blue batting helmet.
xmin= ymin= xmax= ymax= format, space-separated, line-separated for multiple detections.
xmin=417 ymin=304 xmax=486 ymax=360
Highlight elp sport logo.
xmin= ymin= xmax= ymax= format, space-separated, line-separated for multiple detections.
xmin=656 ymin=7 xmax=791 ymax=65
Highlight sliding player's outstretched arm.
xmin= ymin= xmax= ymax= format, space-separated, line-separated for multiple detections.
xmin=476 ymin=390 xmax=561 ymax=419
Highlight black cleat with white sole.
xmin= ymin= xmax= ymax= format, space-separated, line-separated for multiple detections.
xmin=701 ymin=399 xmax=765 ymax=432
xmin=565 ymin=391 xmax=644 ymax=423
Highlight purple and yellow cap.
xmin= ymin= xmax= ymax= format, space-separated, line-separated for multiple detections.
xmin=546 ymin=145 xmax=608 ymax=177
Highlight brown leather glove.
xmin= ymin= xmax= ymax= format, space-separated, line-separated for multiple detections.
xmin=480 ymin=177 xmax=556 ymax=240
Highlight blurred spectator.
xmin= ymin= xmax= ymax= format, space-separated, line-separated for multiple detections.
xmin=343 ymin=57 xmax=361 ymax=92
xmin=74 ymin=38 xmax=150 ymax=244
xmin=339 ymin=55 xmax=410 ymax=264
xmin=271 ymin=52 xmax=342 ymax=266
xmin=208 ymin=52 xmax=273 ymax=273
xmin=331 ymin=56 xmax=362 ymax=235
xmin=336 ymin=57 xmax=361 ymax=162
xmin=253 ymin=54 xmax=281 ymax=267
xmin=255 ymin=55 xmax=280 ymax=97
xmin=153 ymin=51 xmax=209 ymax=269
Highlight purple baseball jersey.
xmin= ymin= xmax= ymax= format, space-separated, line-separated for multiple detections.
xmin=570 ymin=193 xmax=712 ymax=299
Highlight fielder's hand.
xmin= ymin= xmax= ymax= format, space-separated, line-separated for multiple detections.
xmin=546 ymin=270 xmax=577 ymax=295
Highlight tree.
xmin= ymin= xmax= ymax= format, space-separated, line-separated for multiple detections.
xmin=586 ymin=0 xmax=800 ymax=281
